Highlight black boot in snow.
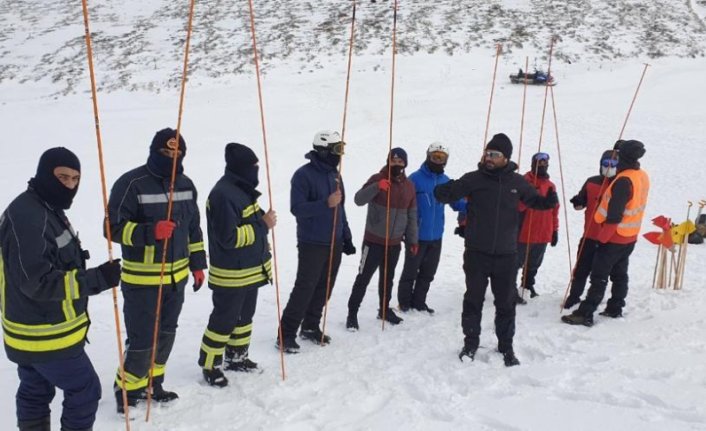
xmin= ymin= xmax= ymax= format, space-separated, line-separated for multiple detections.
xmin=275 ymin=336 xmax=300 ymax=354
xmin=300 ymin=327 xmax=331 ymax=345
xmin=377 ymin=308 xmax=403 ymax=325
xmin=414 ymin=303 xmax=435 ymax=314
xmin=225 ymin=346 xmax=260 ymax=372
xmin=115 ymin=387 xmax=144 ymax=414
xmin=563 ymin=295 xmax=581 ymax=309
xmin=458 ymin=345 xmax=477 ymax=362
xmin=599 ymin=308 xmax=623 ymax=318
xmin=528 ymin=288 xmax=539 ymax=298
xmin=18 ymin=416 xmax=50 ymax=431
xmin=502 ymin=350 xmax=521 ymax=367
xmin=346 ymin=313 xmax=359 ymax=331
xmin=152 ymin=384 xmax=179 ymax=403
xmin=202 ymin=368 xmax=229 ymax=388
xmin=561 ymin=311 xmax=594 ymax=327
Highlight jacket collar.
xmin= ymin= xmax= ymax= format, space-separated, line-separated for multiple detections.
xmin=305 ymin=151 xmax=338 ymax=173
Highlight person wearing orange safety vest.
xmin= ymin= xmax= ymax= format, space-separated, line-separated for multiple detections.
xmin=562 ymin=140 xmax=649 ymax=327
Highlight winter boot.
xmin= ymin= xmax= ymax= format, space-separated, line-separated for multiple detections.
xmin=516 ymin=293 xmax=527 ymax=305
xmin=346 ymin=313 xmax=359 ymax=331
xmin=225 ymin=346 xmax=260 ymax=372
xmin=528 ymin=288 xmax=539 ymax=298
xmin=202 ymin=368 xmax=228 ymax=388
xmin=599 ymin=308 xmax=623 ymax=318
xmin=398 ymin=303 xmax=411 ymax=312
xmin=18 ymin=416 xmax=50 ymax=431
xmin=563 ymin=295 xmax=581 ymax=309
xmin=151 ymin=383 xmax=179 ymax=403
xmin=300 ymin=327 xmax=331 ymax=345
xmin=502 ymin=350 xmax=521 ymax=367
xmin=115 ymin=387 xmax=145 ymax=414
xmin=377 ymin=308 xmax=403 ymax=325
xmin=561 ymin=311 xmax=594 ymax=327
xmin=275 ymin=336 xmax=300 ymax=354
xmin=414 ymin=303 xmax=435 ymax=314
xmin=458 ymin=345 xmax=477 ymax=362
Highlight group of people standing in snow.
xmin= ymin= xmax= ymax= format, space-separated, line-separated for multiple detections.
xmin=0 ymin=127 xmax=648 ymax=430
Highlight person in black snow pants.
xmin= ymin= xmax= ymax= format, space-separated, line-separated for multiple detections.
xmin=1 ymin=148 xmax=121 ymax=431
xmin=277 ymin=130 xmax=356 ymax=353
xmin=434 ymin=133 xmax=558 ymax=367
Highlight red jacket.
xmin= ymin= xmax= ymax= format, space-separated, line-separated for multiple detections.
xmin=572 ymin=175 xmax=606 ymax=241
xmin=518 ymin=172 xmax=559 ymax=244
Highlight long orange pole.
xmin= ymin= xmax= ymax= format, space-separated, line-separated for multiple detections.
xmin=481 ymin=44 xmax=502 ymax=154
xmin=321 ymin=0 xmax=357 ymax=345
xmin=79 ymin=0 xmax=130 ymax=428
xmin=246 ymin=0 xmax=287 ymax=381
xmin=517 ymin=56 xmax=529 ymax=171
xmin=145 ymin=0 xmax=196 ymax=420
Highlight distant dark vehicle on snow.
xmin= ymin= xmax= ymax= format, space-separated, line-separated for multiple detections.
xmin=510 ymin=68 xmax=556 ymax=86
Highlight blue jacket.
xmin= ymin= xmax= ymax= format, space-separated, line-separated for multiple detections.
xmin=408 ymin=162 xmax=466 ymax=241
xmin=290 ymin=151 xmax=353 ymax=246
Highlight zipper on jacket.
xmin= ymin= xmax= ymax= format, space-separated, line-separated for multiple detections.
xmin=491 ymin=175 xmax=502 ymax=254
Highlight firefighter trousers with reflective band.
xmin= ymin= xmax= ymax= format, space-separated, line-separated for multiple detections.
xmin=397 ymin=240 xmax=442 ymax=309
xmin=198 ymin=286 xmax=258 ymax=370
xmin=348 ymin=241 xmax=402 ymax=314
xmin=115 ymin=284 xmax=184 ymax=393
xmin=280 ymin=243 xmax=342 ymax=339
xmin=16 ymin=350 xmax=101 ymax=431
xmin=578 ymin=242 xmax=635 ymax=316
xmin=462 ymin=250 xmax=517 ymax=353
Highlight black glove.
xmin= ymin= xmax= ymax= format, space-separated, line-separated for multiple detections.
xmin=454 ymin=224 xmax=465 ymax=238
xmin=551 ymin=231 xmax=558 ymax=247
xmin=343 ymin=239 xmax=357 ymax=256
xmin=545 ymin=187 xmax=559 ymax=207
xmin=97 ymin=259 xmax=121 ymax=288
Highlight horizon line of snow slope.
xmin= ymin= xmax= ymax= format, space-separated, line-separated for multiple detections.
xmin=0 ymin=52 xmax=705 ymax=430
xmin=1 ymin=0 xmax=706 ymax=94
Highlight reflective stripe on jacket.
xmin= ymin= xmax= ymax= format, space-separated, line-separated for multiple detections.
xmin=595 ymin=169 xmax=650 ymax=237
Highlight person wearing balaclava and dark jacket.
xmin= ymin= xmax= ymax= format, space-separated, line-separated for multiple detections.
xmin=563 ymin=140 xmax=649 ymax=327
xmin=197 ymin=143 xmax=276 ymax=387
xmin=106 ymin=128 xmax=207 ymax=412
xmin=564 ymin=149 xmax=620 ymax=309
xmin=1 ymin=147 xmax=120 ymax=431
xmin=434 ymin=133 xmax=559 ymax=367
xmin=346 ymin=147 xmax=418 ymax=330
xmin=516 ymin=152 xmax=560 ymax=302
xmin=278 ymin=130 xmax=356 ymax=353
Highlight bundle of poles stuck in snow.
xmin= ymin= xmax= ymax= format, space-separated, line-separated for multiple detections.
xmin=71 ymin=0 xmax=700 ymax=427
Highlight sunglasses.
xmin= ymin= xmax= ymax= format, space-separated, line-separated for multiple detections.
xmin=601 ymin=159 xmax=618 ymax=168
xmin=485 ymin=150 xmax=504 ymax=159
xmin=429 ymin=151 xmax=448 ymax=164
xmin=534 ymin=152 xmax=550 ymax=161
xmin=327 ymin=142 xmax=346 ymax=156
xmin=158 ymin=148 xmax=183 ymax=158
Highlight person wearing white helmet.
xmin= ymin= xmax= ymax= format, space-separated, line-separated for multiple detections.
xmin=397 ymin=143 xmax=466 ymax=314
xmin=277 ymin=131 xmax=356 ymax=353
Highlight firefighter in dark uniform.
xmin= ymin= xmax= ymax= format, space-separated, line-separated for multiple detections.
xmin=198 ymin=143 xmax=275 ymax=387
xmin=106 ymin=128 xmax=207 ymax=412
xmin=1 ymin=148 xmax=121 ymax=431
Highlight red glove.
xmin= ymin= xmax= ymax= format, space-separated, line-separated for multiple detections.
xmin=596 ymin=223 xmax=617 ymax=244
xmin=378 ymin=179 xmax=391 ymax=192
xmin=409 ymin=244 xmax=419 ymax=256
xmin=192 ymin=270 xmax=205 ymax=292
xmin=155 ymin=220 xmax=176 ymax=240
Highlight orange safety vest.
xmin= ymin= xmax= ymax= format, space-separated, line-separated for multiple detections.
xmin=594 ymin=169 xmax=650 ymax=237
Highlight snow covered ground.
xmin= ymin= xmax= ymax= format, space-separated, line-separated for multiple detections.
xmin=2 ymin=3 xmax=706 ymax=431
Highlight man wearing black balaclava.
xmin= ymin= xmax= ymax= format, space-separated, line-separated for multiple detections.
xmin=1 ymin=148 xmax=120 ymax=431
xmin=563 ymin=140 xmax=650 ymax=327
xmin=106 ymin=128 xmax=207 ymax=412
xmin=197 ymin=143 xmax=276 ymax=387
xmin=435 ymin=133 xmax=559 ymax=367
xmin=278 ymin=130 xmax=356 ymax=353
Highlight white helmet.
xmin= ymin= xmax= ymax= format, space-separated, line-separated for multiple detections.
xmin=312 ymin=130 xmax=342 ymax=149
xmin=427 ymin=142 xmax=449 ymax=156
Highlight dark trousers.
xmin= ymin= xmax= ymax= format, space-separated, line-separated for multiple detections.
xmin=517 ymin=242 xmax=548 ymax=291
xmin=578 ymin=242 xmax=635 ymax=316
xmin=280 ymin=242 xmax=342 ymax=339
xmin=569 ymin=237 xmax=622 ymax=303
xmin=117 ymin=285 xmax=185 ymax=392
xmin=462 ymin=250 xmax=518 ymax=353
xmin=16 ymin=351 xmax=101 ymax=431
xmin=397 ymin=239 xmax=442 ymax=309
xmin=199 ymin=286 xmax=258 ymax=370
xmin=348 ymin=241 xmax=402 ymax=314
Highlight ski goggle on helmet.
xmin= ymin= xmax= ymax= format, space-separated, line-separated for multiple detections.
xmin=427 ymin=142 xmax=449 ymax=164
xmin=533 ymin=152 xmax=550 ymax=162
xmin=312 ymin=130 xmax=346 ymax=155
xmin=601 ymin=158 xmax=618 ymax=168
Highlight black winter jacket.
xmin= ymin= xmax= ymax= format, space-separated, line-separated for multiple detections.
xmin=434 ymin=162 xmax=557 ymax=255
xmin=1 ymin=189 xmax=109 ymax=364
xmin=206 ymin=171 xmax=272 ymax=289
xmin=106 ymin=165 xmax=207 ymax=289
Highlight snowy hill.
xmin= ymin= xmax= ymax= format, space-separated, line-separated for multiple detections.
xmin=2 ymin=1 xmax=706 ymax=431
xmin=2 ymin=0 xmax=706 ymax=94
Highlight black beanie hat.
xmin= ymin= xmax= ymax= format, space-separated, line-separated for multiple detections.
xmin=225 ymin=143 xmax=259 ymax=173
xmin=389 ymin=147 xmax=408 ymax=167
xmin=31 ymin=147 xmax=81 ymax=210
xmin=486 ymin=133 xmax=513 ymax=159
xmin=150 ymin=128 xmax=187 ymax=155
xmin=617 ymin=140 xmax=645 ymax=163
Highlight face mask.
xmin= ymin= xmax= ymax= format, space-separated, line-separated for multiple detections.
xmin=30 ymin=175 xmax=78 ymax=210
xmin=316 ymin=150 xmax=340 ymax=167
xmin=601 ymin=166 xmax=617 ymax=178
xmin=242 ymin=165 xmax=260 ymax=188
xmin=390 ymin=165 xmax=405 ymax=177
xmin=426 ymin=160 xmax=445 ymax=174
xmin=535 ymin=165 xmax=548 ymax=177
xmin=147 ymin=152 xmax=183 ymax=177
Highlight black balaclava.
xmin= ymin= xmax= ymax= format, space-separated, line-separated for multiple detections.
xmin=531 ymin=153 xmax=549 ymax=178
xmin=426 ymin=159 xmax=445 ymax=174
xmin=29 ymin=147 xmax=81 ymax=210
xmin=225 ymin=143 xmax=259 ymax=188
xmin=147 ymin=128 xmax=187 ymax=177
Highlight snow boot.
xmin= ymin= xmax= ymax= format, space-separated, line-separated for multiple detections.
xmin=398 ymin=303 xmax=411 ymax=312
xmin=458 ymin=345 xmax=477 ymax=362
xmin=202 ymin=368 xmax=228 ymax=388
xmin=18 ymin=416 xmax=50 ymax=431
xmin=225 ymin=346 xmax=260 ymax=372
xmin=561 ymin=311 xmax=594 ymax=327
xmin=152 ymin=383 xmax=179 ymax=403
xmin=563 ymin=295 xmax=581 ymax=309
xmin=414 ymin=303 xmax=435 ymax=314
xmin=300 ymin=327 xmax=331 ymax=345
xmin=346 ymin=313 xmax=359 ymax=331
xmin=502 ymin=350 xmax=520 ymax=367
xmin=275 ymin=336 xmax=300 ymax=354
xmin=516 ymin=294 xmax=527 ymax=305
xmin=377 ymin=308 xmax=403 ymax=325
xmin=599 ymin=308 xmax=623 ymax=318
xmin=115 ymin=387 xmax=145 ymax=414
xmin=528 ymin=288 xmax=539 ymax=298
